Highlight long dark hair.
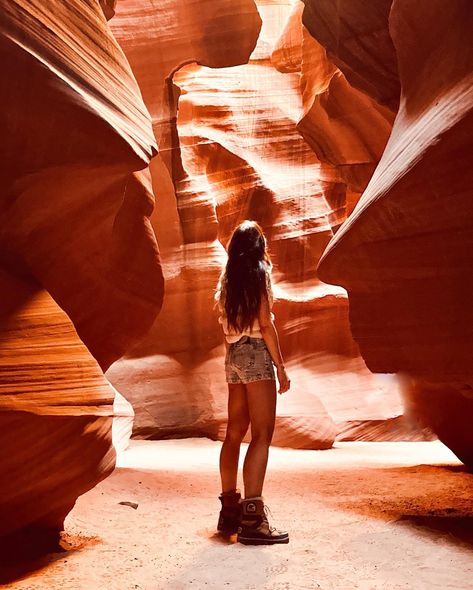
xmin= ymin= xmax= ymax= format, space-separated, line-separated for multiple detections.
xmin=221 ymin=220 xmax=271 ymax=332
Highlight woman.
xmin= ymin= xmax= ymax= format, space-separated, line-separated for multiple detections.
xmin=215 ymin=220 xmax=291 ymax=545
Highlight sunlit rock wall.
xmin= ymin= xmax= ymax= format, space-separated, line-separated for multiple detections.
xmin=0 ymin=0 xmax=162 ymax=536
xmin=108 ymin=0 xmax=419 ymax=447
xmin=314 ymin=0 xmax=473 ymax=466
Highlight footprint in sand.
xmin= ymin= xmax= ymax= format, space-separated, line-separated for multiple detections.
xmin=265 ymin=561 xmax=289 ymax=576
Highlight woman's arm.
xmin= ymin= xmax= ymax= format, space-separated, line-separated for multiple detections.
xmin=258 ymin=296 xmax=290 ymax=394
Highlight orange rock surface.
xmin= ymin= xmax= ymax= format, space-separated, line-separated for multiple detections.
xmin=317 ymin=0 xmax=473 ymax=465
xmin=302 ymin=0 xmax=400 ymax=111
xmin=0 ymin=272 xmax=115 ymax=537
xmin=0 ymin=0 xmax=162 ymax=535
xmin=4 ymin=0 xmax=456 ymax=547
xmin=297 ymin=23 xmax=394 ymax=207
xmin=108 ymin=0 xmax=413 ymax=448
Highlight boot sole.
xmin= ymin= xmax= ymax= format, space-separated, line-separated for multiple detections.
xmin=217 ymin=526 xmax=239 ymax=534
xmin=237 ymin=534 xmax=289 ymax=545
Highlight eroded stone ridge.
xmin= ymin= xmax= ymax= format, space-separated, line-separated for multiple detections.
xmin=0 ymin=0 xmax=163 ymax=535
xmin=317 ymin=0 xmax=473 ymax=465
xmin=108 ymin=0 xmax=411 ymax=449
xmin=302 ymin=0 xmax=400 ymax=111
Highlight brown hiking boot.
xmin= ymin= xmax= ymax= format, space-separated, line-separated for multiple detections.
xmin=237 ymin=497 xmax=289 ymax=545
xmin=217 ymin=489 xmax=241 ymax=533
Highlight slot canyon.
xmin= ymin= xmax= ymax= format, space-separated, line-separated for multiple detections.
xmin=1 ymin=0 xmax=472 ymax=588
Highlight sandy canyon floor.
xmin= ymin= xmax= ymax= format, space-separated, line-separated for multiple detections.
xmin=2 ymin=440 xmax=473 ymax=590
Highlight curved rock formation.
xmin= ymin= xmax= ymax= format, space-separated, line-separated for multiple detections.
xmin=401 ymin=377 xmax=473 ymax=467
xmin=1 ymin=0 xmax=163 ymax=369
xmin=297 ymin=21 xmax=394 ymax=205
xmin=108 ymin=0 xmax=412 ymax=448
xmin=0 ymin=0 xmax=162 ymax=536
xmin=109 ymin=0 xmax=262 ymax=143
xmin=0 ymin=273 xmax=116 ymax=537
xmin=317 ymin=0 xmax=473 ymax=465
xmin=108 ymin=0 xmax=263 ymax=441
xmin=302 ymin=0 xmax=400 ymax=111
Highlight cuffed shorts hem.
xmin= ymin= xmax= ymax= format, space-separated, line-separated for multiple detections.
xmin=225 ymin=336 xmax=276 ymax=385
xmin=226 ymin=375 xmax=276 ymax=385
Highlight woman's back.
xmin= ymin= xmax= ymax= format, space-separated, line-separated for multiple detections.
xmin=216 ymin=262 xmax=274 ymax=343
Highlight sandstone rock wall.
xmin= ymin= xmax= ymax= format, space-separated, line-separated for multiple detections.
xmin=302 ymin=0 xmax=400 ymax=111
xmin=315 ymin=0 xmax=473 ymax=465
xmin=2 ymin=2 xmax=449 ymax=540
xmin=0 ymin=272 xmax=115 ymax=536
xmin=108 ymin=0 xmax=416 ymax=447
xmin=0 ymin=0 xmax=163 ymax=535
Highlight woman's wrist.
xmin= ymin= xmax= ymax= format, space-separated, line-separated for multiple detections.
xmin=276 ymin=362 xmax=285 ymax=369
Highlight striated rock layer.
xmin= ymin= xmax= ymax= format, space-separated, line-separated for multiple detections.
xmin=316 ymin=0 xmax=473 ymax=465
xmin=0 ymin=0 xmax=163 ymax=536
xmin=0 ymin=273 xmax=116 ymax=537
xmin=1 ymin=0 xmax=163 ymax=369
xmin=108 ymin=0 xmax=414 ymax=448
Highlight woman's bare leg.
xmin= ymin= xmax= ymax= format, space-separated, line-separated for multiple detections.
xmin=220 ymin=383 xmax=250 ymax=492
xmin=243 ymin=379 xmax=277 ymax=498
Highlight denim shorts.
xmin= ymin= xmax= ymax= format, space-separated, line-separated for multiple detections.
xmin=225 ymin=336 xmax=275 ymax=384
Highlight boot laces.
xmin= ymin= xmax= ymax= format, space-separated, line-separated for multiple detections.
xmin=263 ymin=504 xmax=277 ymax=533
xmin=263 ymin=504 xmax=273 ymax=519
